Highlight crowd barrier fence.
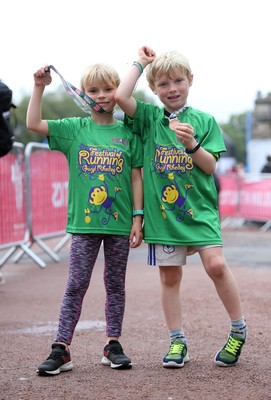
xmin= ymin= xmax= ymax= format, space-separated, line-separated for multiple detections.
xmin=219 ymin=173 xmax=271 ymax=231
xmin=1 ymin=143 xmax=271 ymax=268
xmin=0 ymin=142 xmax=69 ymax=268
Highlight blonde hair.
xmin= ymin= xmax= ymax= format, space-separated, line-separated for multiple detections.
xmin=80 ymin=64 xmax=120 ymax=91
xmin=146 ymin=51 xmax=192 ymax=90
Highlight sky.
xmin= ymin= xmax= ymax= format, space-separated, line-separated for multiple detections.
xmin=2 ymin=0 xmax=271 ymax=123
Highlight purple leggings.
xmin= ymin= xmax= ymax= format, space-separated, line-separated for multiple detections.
xmin=55 ymin=234 xmax=130 ymax=345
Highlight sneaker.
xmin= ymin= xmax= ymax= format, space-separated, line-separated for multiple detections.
xmin=163 ymin=339 xmax=190 ymax=368
xmin=37 ymin=343 xmax=73 ymax=376
xmin=101 ymin=340 xmax=132 ymax=369
xmin=214 ymin=334 xmax=246 ymax=367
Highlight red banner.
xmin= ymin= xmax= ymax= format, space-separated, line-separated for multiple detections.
xmin=0 ymin=152 xmax=26 ymax=245
xmin=30 ymin=150 xmax=68 ymax=236
xmin=239 ymin=178 xmax=271 ymax=221
xmin=219 ymin=175 xmax=271 ymax=221
xmin=219 ymin=175 xmax=240 ymax=217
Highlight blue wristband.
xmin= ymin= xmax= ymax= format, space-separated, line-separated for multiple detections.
xmin=133 ymin=209 xmax=144 ymax=217
xmin=132 ymin=62 xmax=144 ymax=75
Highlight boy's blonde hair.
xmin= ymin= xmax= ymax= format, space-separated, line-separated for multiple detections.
xmin=146 ymin=51 xmax=192 ymax=90
xmin=80 ymin=64 xmax=120 ymax=91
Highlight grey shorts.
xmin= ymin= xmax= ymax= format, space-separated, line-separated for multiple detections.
xmin=148 ymin=244 xmax=222 ymax=267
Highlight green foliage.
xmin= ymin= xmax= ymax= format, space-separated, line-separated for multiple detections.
xmin=220 ymin=113 xmax=247 ymax=163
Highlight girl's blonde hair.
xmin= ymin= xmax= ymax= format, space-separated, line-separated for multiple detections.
xmin=80 ymin=64 xmax=120 ymax=91
xmin=146 ymin=51 xmax=192 ymax=90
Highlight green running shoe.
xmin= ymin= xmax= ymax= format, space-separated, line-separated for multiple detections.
xmin=163 ymin=338 xmax=189 ymax=368
xmin=215 ymin=334 xmax=245 ymax=367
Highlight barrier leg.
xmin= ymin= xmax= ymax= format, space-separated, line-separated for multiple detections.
xmin=260 ymin=220 xmax=271 ymax=232
xmin=12 ymin=237 xmax=60 ymax=265
xmin=53 ymin=234 xmax=71 ymax=253
xmin=35 ymin=237 xmax=60 ymax=262
xmin=20 ymin=243 xmax=46 ymax=268
xmin=12 ymin=241 xmax=32 ymax=263
xmin=0 ymin=246 xmax=18 ymax=267
xmin=221 ymin=217 xmax=233 ymax=229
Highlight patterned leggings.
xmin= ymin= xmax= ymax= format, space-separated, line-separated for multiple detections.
xmin=55 ymin=233 xmax=130 ymax=345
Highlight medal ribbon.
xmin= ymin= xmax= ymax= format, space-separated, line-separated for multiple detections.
xmin=169 ymin=104 xmax=189 ymax=119
xmin=46 ymin=65 xmax=110 ymax=114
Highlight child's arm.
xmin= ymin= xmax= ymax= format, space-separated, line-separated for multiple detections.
xmin=175 ymin=123 xmax=217 ymax=174
xmin=26 ymin=66 xmax=50 ymax=135
xmin=115 ymin=46 xmax=155 ymax=118
xmin=129 ymin=167 xmax=143 ymax=248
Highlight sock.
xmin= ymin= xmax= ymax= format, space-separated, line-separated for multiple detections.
xmin=230 ymin=316 xmax=247 ymax=340
xmin=169 ymin=329 xmax=187 ymax=344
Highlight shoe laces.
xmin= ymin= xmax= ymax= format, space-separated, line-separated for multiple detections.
xmin=224 ymin=335 xmax=243 ymax=355
xmin=168 ymin=340 xmax=185 ymax=355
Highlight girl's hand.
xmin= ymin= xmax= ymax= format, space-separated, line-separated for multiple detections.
xmin=33 ymin=66 xmax=52 ymax=87
xmin=129 ymin=218 xmax=143 ymax=248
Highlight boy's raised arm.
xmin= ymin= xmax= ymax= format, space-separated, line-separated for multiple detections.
xmin=115 ymin=46 xmax=156 ymax=118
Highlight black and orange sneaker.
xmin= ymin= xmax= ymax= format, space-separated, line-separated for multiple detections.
xmin=101 ymin=340 xmax=132 ymax=369
xmin=37 ymin=343 xmax=73 ymax=376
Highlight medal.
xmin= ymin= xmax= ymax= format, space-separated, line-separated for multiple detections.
xmin=42 ymin=73 xmax=52 ymax=86
xmin=169 ymin=117 xmax=180 ymax=131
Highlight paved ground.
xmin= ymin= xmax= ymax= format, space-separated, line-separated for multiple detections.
xmin=0 ymin=225 xmax=271 ymax=400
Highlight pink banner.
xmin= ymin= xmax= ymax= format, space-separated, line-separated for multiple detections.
xmin=30 ymin=150 xmax=68 ymax=236
xmin=239 ymin=178 xmax=271 ymax=221
xmin=219 ymin=175 xmax=271 ymax=221
xmin=0 ymin=152 xmax=26 ymax=245
xmin=219 ymin=175 xmax=240 ymax=217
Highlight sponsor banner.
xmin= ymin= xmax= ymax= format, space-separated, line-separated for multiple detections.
xmin=219 ymin=175 xmax=240 ymax=217
xmin=219 ymin=175 xmax=271 ymax=221
xmin=0 ymin=151 xmax=26 ymax=245
xmin=30 ymin=150 xmax=68 ymax=236
xmin=239 ymin=177 xmax=271 ymax=221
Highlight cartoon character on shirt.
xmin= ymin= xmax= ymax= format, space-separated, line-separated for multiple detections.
xmin=84 ymin=174 xmax=122 ymax=225
xmin=160 ymin=173 xmax=193 ymax=222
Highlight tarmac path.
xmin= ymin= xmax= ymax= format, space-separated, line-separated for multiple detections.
xmin=0 ymin=225 xmax=271 ymax=400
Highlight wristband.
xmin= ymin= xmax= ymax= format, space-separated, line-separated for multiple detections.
xmin=185 ymin=142 xmax=201 ymax=154
xmin=132 ymin=62 xmax=144 ymax=75
xmin=133 ymin=209 xmax=144 ymax=217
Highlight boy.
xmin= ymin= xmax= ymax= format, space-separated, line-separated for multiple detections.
xmin=115 ymin=46 xmax=247 ymax=368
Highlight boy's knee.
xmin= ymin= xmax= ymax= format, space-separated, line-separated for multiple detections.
xmin=206 ymin=258 xmax=226 ymax=279
xmin=160 ymin=268 xmax=182 ymax=286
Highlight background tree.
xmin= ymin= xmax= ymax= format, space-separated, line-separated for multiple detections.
xmin=220 ymin=113 xmax=247 ymax=164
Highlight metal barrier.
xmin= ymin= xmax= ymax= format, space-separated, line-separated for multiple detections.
xmin=0 ymin=142 xmax=50 ymax=267
xmin=219 ymin=173 xmax=271 ymax=231
xmin=0 ymin=142 xmax=70 ymax=268
xmin=1 ymin=147 xmax=270 ymax=269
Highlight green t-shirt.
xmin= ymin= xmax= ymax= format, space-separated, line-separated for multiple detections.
xmin=47 ymin=117 xmax=143 ymax=235
xmin=125 ymin=101 xmax=226 ymax=246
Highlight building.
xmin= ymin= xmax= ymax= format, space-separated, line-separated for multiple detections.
xmin=247 ymin=92 xmax=271 ymax=173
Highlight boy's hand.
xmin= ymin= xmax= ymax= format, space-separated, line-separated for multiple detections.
xmin=138 ymin=46 xmax=156 ymax=68
xmin=175 ymin=123 xmax=197 ymax=148
xmin=33 ymin=66 xmax=52 ymax=87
